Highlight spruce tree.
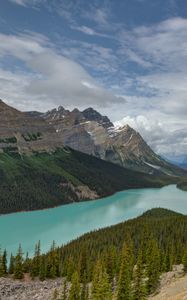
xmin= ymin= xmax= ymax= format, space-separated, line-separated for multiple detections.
xmin=146 ymin=239 xmax=160 ymax=294
xmin=116 ymin=243 xmax=132 ymax=300
xmin=8 ymin=254 xmax=15 ymax=274
xmin=0 ymin=250 xmax=7 ymax=277
xmin=92 ymin=260 xmax=112 ymax=300
xmin=14 ymin=244 xmax=24 ymax=279
xmin=69 ymin=271 xmax=81 ymax=300
xmin=39 ymin=255 xmax=46 ymax=281
xmin=105 ymin=246 xmax=117 ymax=283
xmin=81 ymin=272 xmax=88 ymax=300
xmin=60 ymin=279 xmax=68 ymax=300
xmin=78 ymin=246 xmax=88 ymax=282
xmin=23 ymin=252 xmax=30 ymax=273
xmin=31 ymin=241 xmax=41 ymax=278
xmin=182 ymin=248 xmax=187 ymax=273
xmin=133 ymin=248 xmax=146 ymax=300
xmin=66 ymin=256 xmax=74 ymax=281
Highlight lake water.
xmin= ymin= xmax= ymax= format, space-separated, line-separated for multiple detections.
xmin=0 ymin=185 xmax=186 ymax=257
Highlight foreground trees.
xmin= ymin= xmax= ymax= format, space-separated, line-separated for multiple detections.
xmin=1 ymin=208 xmax=187 ymax=299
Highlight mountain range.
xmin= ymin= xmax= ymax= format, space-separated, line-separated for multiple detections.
xmin=0 ymin=99 xmax=186 ymax=214
xmin=0 ymin=99 xmax=184 ymax=176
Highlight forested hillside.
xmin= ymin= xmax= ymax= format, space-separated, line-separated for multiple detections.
xmin=1 ymin=208 xmax=187 ymax=299
xmin=0 ymin=148 xmax=175 ymax=214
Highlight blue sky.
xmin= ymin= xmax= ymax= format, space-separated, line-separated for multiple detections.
xmin=0 ymin=0 xmax=187 ymax=157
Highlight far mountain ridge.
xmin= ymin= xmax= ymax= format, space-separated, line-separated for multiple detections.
xmin=0 ymin=99 xmax=185 ymax=176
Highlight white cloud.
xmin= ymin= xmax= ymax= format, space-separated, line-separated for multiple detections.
xmin=8 ymin=0 xmax=45 ymax=6
xmin=0 ymin=32 xmax=124 ymax=111
xmin=0 ymin=33 xmax=44 ymax=60
xmin=9 ymin=0 xmax=27 ymax=5
xmin=114 ymin=115 xmax=187 ymax=157
xmin=71 ymin=26 xmax=98 ymax=36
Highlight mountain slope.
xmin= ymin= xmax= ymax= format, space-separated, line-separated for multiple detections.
xmin=42 ymin=105 xmax=186 ymax=176
xmin=0 ymin=148 xmax=176 ymax=214
xmin=0 ymin=99 xmax=185 ymax=176
xmin=0 ymin=99 xmax=64 ymax=154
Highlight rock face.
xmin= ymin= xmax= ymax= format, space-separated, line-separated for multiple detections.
xmin=82 ymin=107 xmax=113 ymax=128
xmin=0 ymin=99 xmax=184 ymax=175
xmin=0 ymin=99 xmax=64 ymax=154
xmin=41 ymin=105 xmax=184 ymax=175
xmin=0 ymin=277 xmax=64 ymax=300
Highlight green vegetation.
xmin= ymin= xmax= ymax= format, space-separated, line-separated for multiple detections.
xmin=0 ymin=148 xmax=177 ymax=214
xmin=0 ymin=208 xmax=187 ymax=299
xmin=22 ymin=132 xmax=42 ymax=141
xmin=177 ymin=179 xmax=187 ymax=191
xmin=0 ymin=136 xmax=17 ymax=144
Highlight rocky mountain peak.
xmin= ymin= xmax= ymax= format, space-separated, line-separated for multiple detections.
xmin=82 ymin=107 xmax=113 ymax=128
xmin=0 ymin=99 xmax=19 ymax=113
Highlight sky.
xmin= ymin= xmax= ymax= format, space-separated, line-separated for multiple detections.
xmin=0 ymin=0 xmax=187 ymax=159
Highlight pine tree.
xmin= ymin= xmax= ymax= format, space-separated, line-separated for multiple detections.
xmin=78 ymin=246 xmax=88 ymax=282
xmin=31 ymin=241 xmax=41 ymax=278
xmin=46 ymin=241 xmax=59 ymax=279
xmin=182 ymin=248 xmax=187 ymax=273
xmin=133 ymin=248 xmax=146 ymax=300
xmin=146 ymin=239 xmax=160 ymax=294
xmin=66 ymin=256 xmax=74 ymax=281
xmin=23 ymin=252 xmax=30 ymax=273
xmin=81 ymin=272 xmax=88 ymax=300
xmin=105 ymin=246 xmax=117 ymax=283
xmin=0 ymin=250 xmax=7 ymax=277
xmin=69 ymin=271 xmax=81 ymax=300
xmin=14 ymin=244 xmax=24 ymax=279
xmin=60 ymin=279 xmax=68 ymax=300
xmin=116 ymin=243 xmax=132 ymax=300
xmin=39 ymin=255 xmax=46 ymax=281
xmin=8 ymin=254 xmax=15 ymax=274
xmin=92 ymin=260 xmax=112 ymax=300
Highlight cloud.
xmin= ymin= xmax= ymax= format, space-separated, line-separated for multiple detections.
xmin=26 ymin=51 xmax=123 ymax=107
xmin=0 ymin=32 xmax=124 ymax=111
xmin=114 ymin=115 xmax=187 ymax=157
xmin=8 ymin=0 xmax=45 ymax=6
xmin=0 ymin=33 xmax=45 ymax=60
xmin=9 ymin=0 xmax=27 ymax=5
xmin=1 ymin=5 xmax=187 ymax=157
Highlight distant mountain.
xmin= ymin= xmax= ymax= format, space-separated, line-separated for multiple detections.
xmin=41 ymin=105 xmax=185 ymax=176
xmin=0 ymin=99 xmax=186 ymax=214
xmin=82 ymin=107 xmax=113 ymax=128
xmin=165 ymin=155 xmax=187 ymax=170
xmin=183 ymin=156 xmax=187 ymax=166
xmin=0 ymin=99 xmax=185 ymax=176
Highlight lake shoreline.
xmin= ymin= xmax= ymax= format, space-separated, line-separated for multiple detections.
xmin=0 ymin=182 xmax=177 ymax=217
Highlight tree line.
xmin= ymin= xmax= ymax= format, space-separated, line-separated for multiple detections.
xmin=1 ymin=208 xmax=187 ymax=299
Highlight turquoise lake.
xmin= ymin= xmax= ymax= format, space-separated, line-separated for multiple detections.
xmin=0 ymin=185 xmax=186 ymax=256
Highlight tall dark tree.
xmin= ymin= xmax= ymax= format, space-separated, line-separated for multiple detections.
xmin=69 ymin=271 xmax=81 ymax=300
xmin=92 ymin=259 xmax=112 ymax=300
xmin=8 ymin=254 xmax=15 ymax=274
xmin=31 ymin=241 xmax=41 ymax=278
xmin=182 ymin=248 xmax=187 ymax=273
xmin=146 ymin=239 xmax=160 ymax=294
xmin=39 ymin=255 xmax=46 ymax=281
xmin=60 ymin=279 xmax=68 ymax=300
xmin=0 ymin=249 xmax=7 ymax=277
xmin=116 ymin=243 xmax=132 ymax=300
xmin=133 ymin=248 xmax=146 ymax=300
xmin=14 ymin=244 xmax=24 ymax=279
